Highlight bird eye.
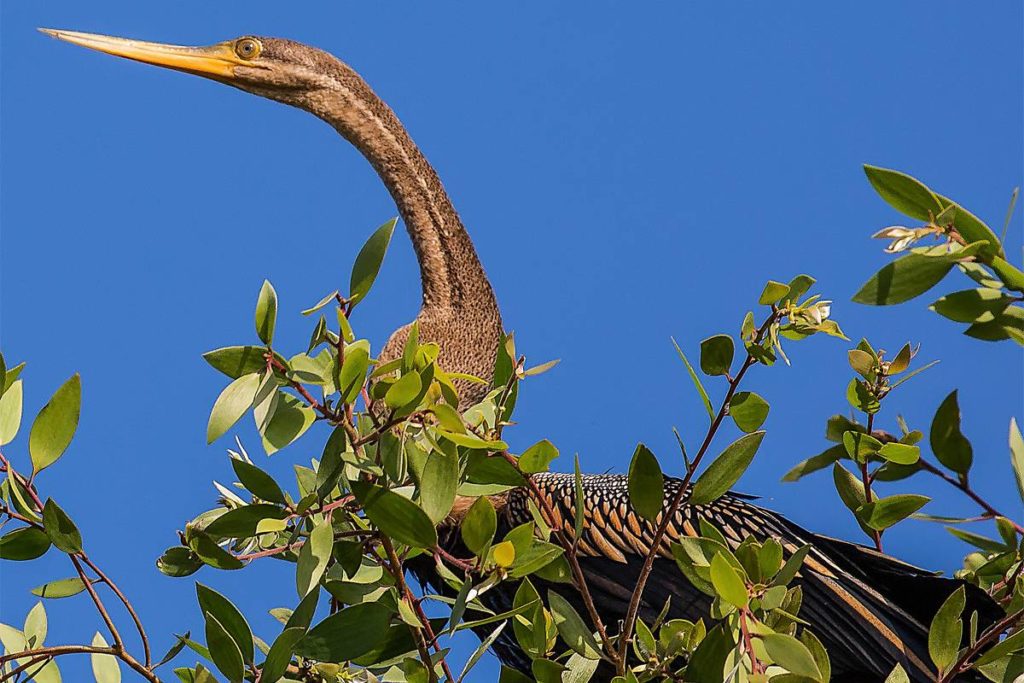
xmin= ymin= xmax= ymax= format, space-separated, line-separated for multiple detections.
xmin=234 ymin=38 xmax=261 ymax=60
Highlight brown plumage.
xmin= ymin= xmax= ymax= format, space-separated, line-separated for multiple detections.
xmin=42 ymin=29 xmax=503 ymax=407
xmin=412 ymin=473 xmax=1001 ymax=682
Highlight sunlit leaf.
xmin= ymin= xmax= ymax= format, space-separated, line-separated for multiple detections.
xmin=352 ymin=480 xmax=437 ymax=548
xmin=42 ymin=498 xmax=82 ymax=554
xmin=627 ymin=443 xmax=663 ymax=522
xmin=207 ymin=373 xmax=261 ymax=444
xmin=0 ymin=379 xmax=23 ymax=446
xmin=29 ymin=374 xmax=81 ymax=474
xmin=690 ymin=432 xmax=765 ymax=505
xmin=349 ymin=218 xmax=397 ymax=307
xmin=91 ymin=633 xmax=121 ymax=683
xmin=254 ymin=280 xmax=278 ymax=345
xmin=930 ymin=391 xmax=972 ymax=474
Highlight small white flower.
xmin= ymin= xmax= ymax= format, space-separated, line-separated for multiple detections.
xmin=872 ymin=226 xmax=916 ymax=240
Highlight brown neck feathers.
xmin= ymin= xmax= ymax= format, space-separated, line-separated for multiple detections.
xmin=298 ymin=65 xmax=499 ymax=317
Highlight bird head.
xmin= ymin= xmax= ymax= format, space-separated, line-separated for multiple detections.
xmin=39 ymin=29 xmax=349 ymax=106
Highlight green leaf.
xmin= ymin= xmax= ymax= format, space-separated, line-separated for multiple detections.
xmin=690 ymin=431 xmax=765 ymax=505
xmin=296 ymin=517 xmax=333 ymax=596
xmin=699 ymin=334 xmax=734 ymax=376
xmin=461 ymin=497 xmax=497 ymax=556
xmin=853 ymin=253 xmax=957 ymax=305
xmin=761 ymin=632 xmax=822 ymax=680
xmin=337 ymin=340 xmax=370 ymax=404
xmin=785 ymin=274 xmax=816 ymax=303
xmin=29 ymin=374 xmax=81 ymax=475
xmin=255 ymin=280 xmax=278 ymax=345
xmin=188 ymin=530 xmax=244 ymax=570
xmin=206 ymin=373 xmax=261 ymax=444
xmin=884 ymin=664 xmax=910 ymax=683
xmin=965 ymin=304 xmax=1024 ymax=342
xmin=205 ymin=614 xmax=245 ymax=682
xmin=863 ymin=165 xmax=942 ymax=220
xmin=846 ymin=378 xmax=880 ymax=414
xmin=848 ymin=349 xmax=876 ymax=378
xmin=931 ymin=288 xmax=1014 ymax=323
xmin=800 ymin=630 xmax=831 ymax=683
xmin=781 ymin=445 xmax=843 ymax=482
xmin=672 ymin=338 xmax=714 ymax=420
xmin=548 ymin=591 xmax=601 ymax=659
xmin=24 ymin=601 xmax=46 ymax=647
xmin=973 ymin=626 xmax=1024 ymax=666
xmin=32 ymin=576 xmax=96 ymax=599
xmin=349 ymin=218 xmax=397 ymax=307
xmin=930 ymin=391 xmax=973 ymax=474
xmin=509 ymin=540 xmax=564 ymax=578
xmin=759 ymin=281 xmax=790 ymax=305
xmin=296 ymin=602 xmax=392 ymax=662
xmin=842 ymin=430 xmax=883 ymax=463
xmin=928 ymin=586 xmax=965 ymax=673
xmin=42 ymin=498 xmax=83 ymax=553
xmin=301 ymin=290 xmax=339 ymax=316
xmin=91 ymin=633 xmax=121 ymax=683
xmin=627 ymin=443 xmax=663 ymax=521
xmin=0 ymin=379 xmax=23 ymax=446
xmin=230 ymin=459 xmax=286 ymax=505
xmin=384 ymin=371 xmax=422 ymax=410
xmin=157 ymin=547 xmax=202 ymax=577
xmin=420 ymin=449 xmax=459 ymax=524
xmin=204 ymin=346 xmax=281 ymax=379
xmin=519 ymin=440 xmax=559 ymax=474
xmin=260 ymin=393 xmax=316 ymax=455
xmin=197 ymin=583 xmax=255 ymax=664
xmin=352 ymin=480 xmax=437 ymax=548
xmin=729 ymin=392 xmax=769 ymax=433
xmin=205 ymin=504 xmax=287 ymax=539
xmin=261 ymin=627 xmax=304 ymax=683
xmin=832 ymin=463 xmax=867 ymax=513
xmin=858 ymin=494 xmax=929 ymax=530
xmin=709 ymin=552 xmax=748 ymax=608
xmin=0 ymin=526 xmax=51 ymax=560
xmin=1011 ymin=418 xmax=1024 ymax=502
xmin=431 ymin=403 xmax=465 ymax=434
xmin=878 ymin=442 xmax=920 ymax=465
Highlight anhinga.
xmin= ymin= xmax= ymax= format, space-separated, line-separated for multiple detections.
xmin=44 ymin=30 xmax=1000 ymax=683
xmin=41 ymin=28 xmax=503 ymax=409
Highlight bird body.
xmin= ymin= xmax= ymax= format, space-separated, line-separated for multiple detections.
xmin=413 ymin=473 xmax=1000 ymax=682
xmin=44 ymin=30 xmax=1003 ymax=682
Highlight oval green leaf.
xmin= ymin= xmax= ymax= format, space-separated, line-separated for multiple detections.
xmin=352 ymin=480 xmax=437 ymax=549
xmin=42 ymin=498 xmax=82 ymax=554
xmin=255 ymin=279 xmax=278 ymax=345
xmin=29 ymin=374 xmax=81 ymax=475
xmin=627 ymin=443 xmax=663 ymax=522
xmin=207 ymin=373 xmax=261 ymax=444
xmin=729 ymin=392 xmax=769 ymax=433
xmin=690 ymin=432 xmax=765 ymax=505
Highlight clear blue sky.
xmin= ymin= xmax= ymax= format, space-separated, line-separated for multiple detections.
xmin=2 ymin=2 xmax=1021 ymax=680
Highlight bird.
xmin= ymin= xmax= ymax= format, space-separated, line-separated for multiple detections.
xmin=44 ymin=29 xmax=1003 ymax=683
xmin=40 ymin=29 xmax=503 ymax=408
xmin=411 ymin=473 xmax=1001 ymax=683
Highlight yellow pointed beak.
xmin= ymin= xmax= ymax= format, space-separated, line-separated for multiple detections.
xmin=39 ymin=28 xmax=251 ymax=80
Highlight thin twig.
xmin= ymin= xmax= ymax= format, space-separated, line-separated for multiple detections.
xmin=917 ymin=459 xmax=1024 ymax=536
xmin=615 ymin=311 xmax=779 ymax=673
xmin=499 ymin=450 xmax=621 ymax=667
xmin=70 ymin=554 xmax=123 ymax=650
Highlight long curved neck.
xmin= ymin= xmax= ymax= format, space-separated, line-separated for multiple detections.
xmin=295 ymin=65 xmax=498 ymax=316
